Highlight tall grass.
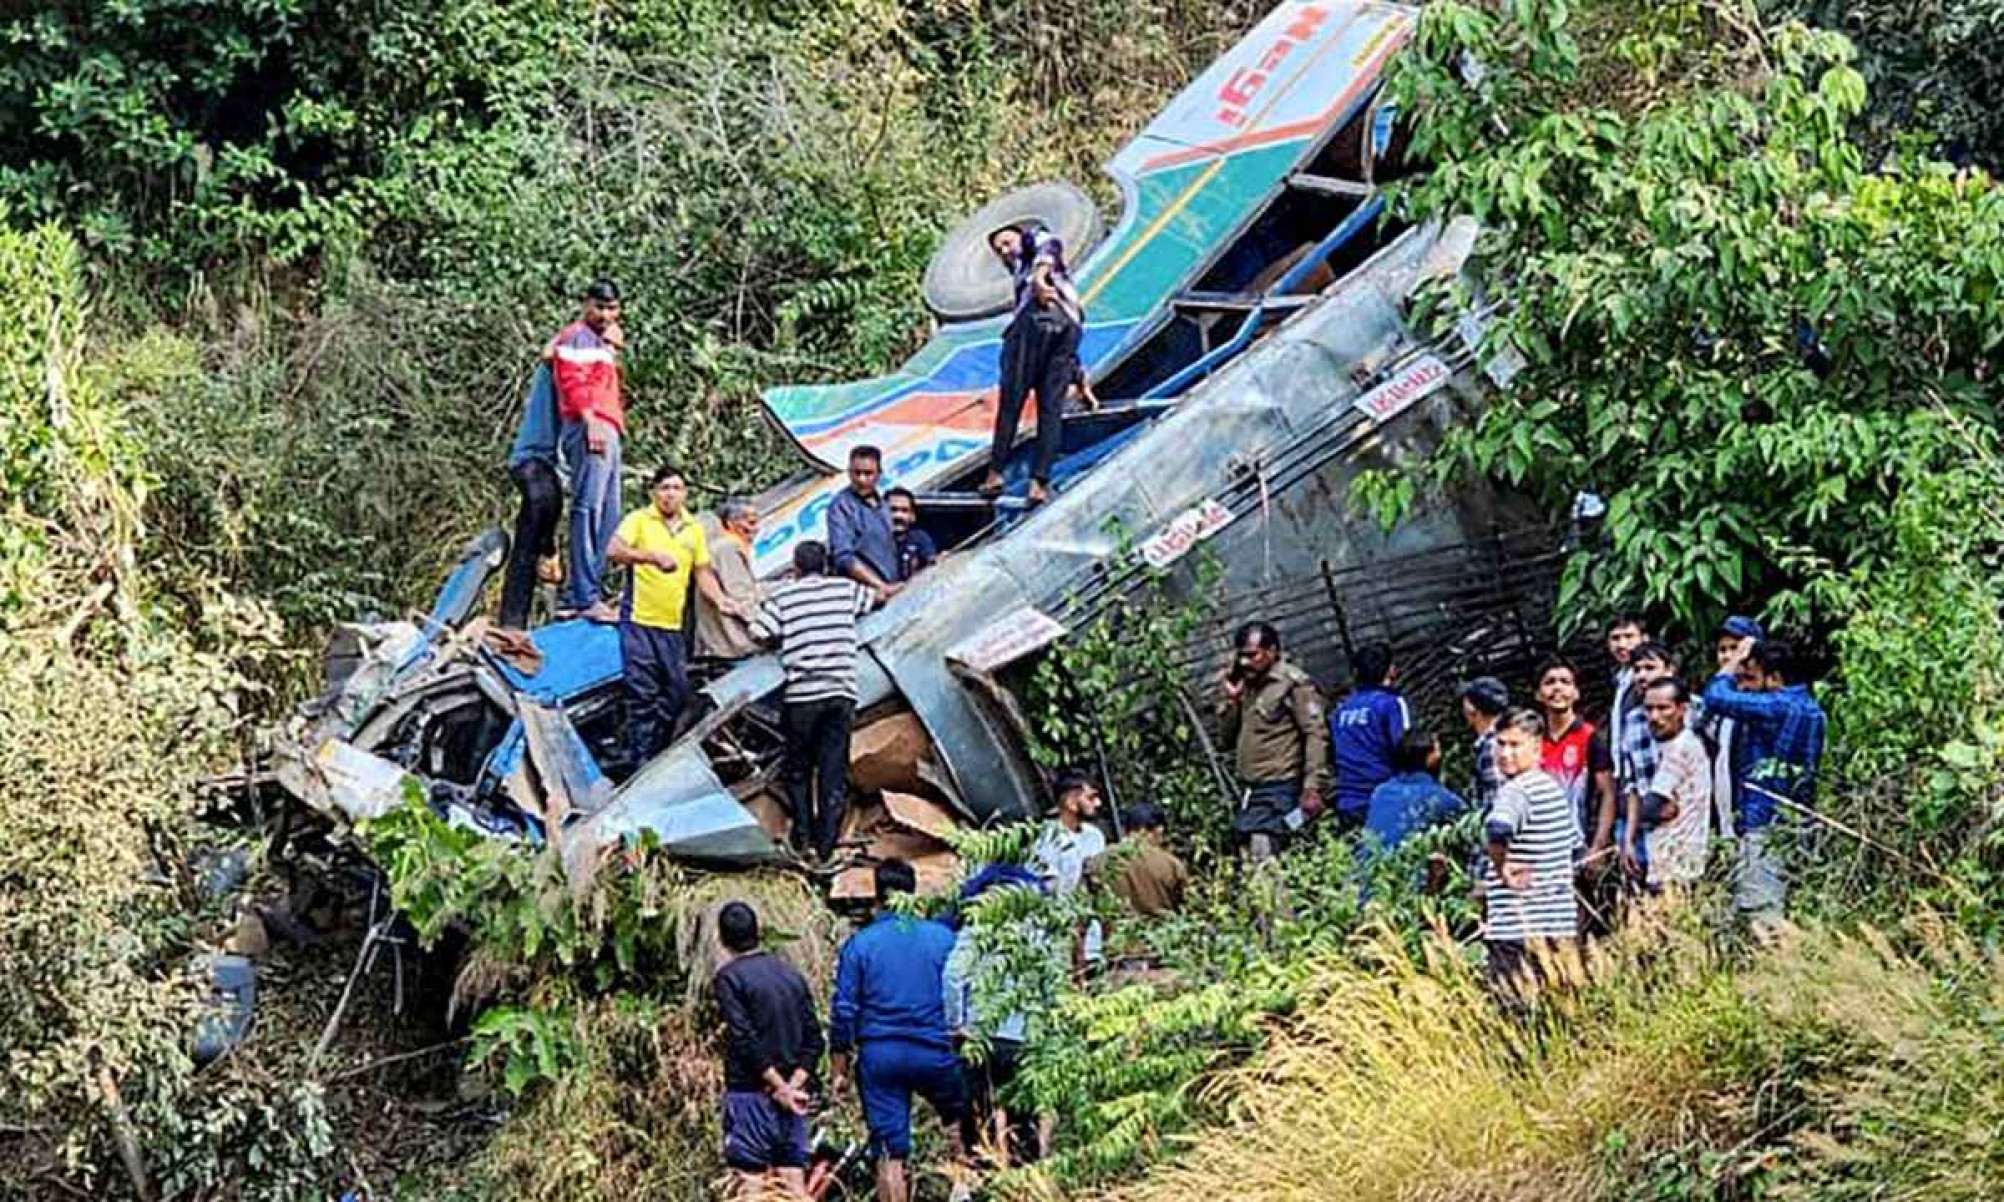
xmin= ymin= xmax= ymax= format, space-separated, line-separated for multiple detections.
xmin=1069 ymin=906 xmax=2004 ymax=1202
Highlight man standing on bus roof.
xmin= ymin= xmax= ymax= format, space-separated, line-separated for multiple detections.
xmin=983 ymin=223 xmax=1085 ymax=507
xmin=546 ymin=278 xmax=627 ymax=623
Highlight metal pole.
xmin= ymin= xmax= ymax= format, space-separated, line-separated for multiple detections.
xmin=1319 ymin=559 xmax=1357 ymax=663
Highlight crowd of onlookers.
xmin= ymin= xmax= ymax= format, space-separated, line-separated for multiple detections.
xmin=1216 ymin=612 xmax=1826 ymax=1003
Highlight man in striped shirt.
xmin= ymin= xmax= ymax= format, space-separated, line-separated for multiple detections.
xmin=1483 ymin=707 xmax=1580 ymax=1005
xmin=752 ymin=540 xmax=876 ymax=861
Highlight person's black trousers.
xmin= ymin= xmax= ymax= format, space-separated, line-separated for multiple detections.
xmin=781 ymin=697 xmax=854 ymax=859
xmin=621 ymin=623 xmax=690 ymax=768
xmin=499 ymin=459 xmax=563 ymax=629
xmin=991 ymin=307 xmax=1082 ymax=485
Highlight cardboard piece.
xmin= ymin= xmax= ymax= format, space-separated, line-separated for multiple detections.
xmin=830 ymin=851 xmax=960 ymax=900
xmin=881 ymin=791 xmax=959 ymax=843
xmin=827 ymin=786 xmax=963 ymax=900
xmin=740 ymin=790 xmax=793 ymax=844
xmin=848 ymin=713 xmax=940 ymax=795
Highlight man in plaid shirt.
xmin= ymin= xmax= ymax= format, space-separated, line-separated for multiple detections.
xmin=1457 ymin=676 xmax=1510 ymax=811
xmin=1702 ymin=637 xmax=1827 ymax=933
xmin=1612 ymin=642 xmax=1685 ymax=883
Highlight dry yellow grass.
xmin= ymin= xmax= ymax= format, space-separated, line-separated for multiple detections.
xmin=1073 ymin=907 xmax=2004 ymax=1202
xmin=1090 ymin=914 xmax=1762 ymax=1202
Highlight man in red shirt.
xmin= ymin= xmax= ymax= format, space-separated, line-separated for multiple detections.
xmin=1533 ymin=656 xmax=1615 ymax=873
xmin=546 ymin=278 xmax=627 ymax=622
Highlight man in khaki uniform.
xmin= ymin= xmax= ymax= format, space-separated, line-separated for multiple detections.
xmin=1217 ymin=621 xmax=1331 ymax=862
xmin=1108 ymin=804 xmax=1189 ymax=916
xmin=694 ymin=498 xmax=764 ymax=662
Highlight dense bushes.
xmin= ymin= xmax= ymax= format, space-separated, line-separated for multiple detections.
xmin=0 ymin=216 xmax=331 ymax=1198
xmin=11 ymin=0 xmax=2004 ymax=1197
xmin=17 ymin=0 xmax=1262 ymax=637
xmin=1366 ymin=0 xmax=2004 ymax=911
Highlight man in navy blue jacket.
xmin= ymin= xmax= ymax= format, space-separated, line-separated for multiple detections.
xmin=1330 ymin=642 xmax=1411 ymax=828
xmin=829 ymin=859 xmax=967 ymax=1202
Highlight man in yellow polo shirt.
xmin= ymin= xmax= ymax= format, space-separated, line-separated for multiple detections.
xmin=608 ymin=465 xmax=742 ymax=765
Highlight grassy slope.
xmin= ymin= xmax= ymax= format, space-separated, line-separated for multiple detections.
xmin=1090 ymin=909 xmax=2004 ymax=1202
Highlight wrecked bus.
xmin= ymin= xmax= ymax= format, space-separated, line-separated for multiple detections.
xmin=270 ymin=1 xmax=1541 ymax=888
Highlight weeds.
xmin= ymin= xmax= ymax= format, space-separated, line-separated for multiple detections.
xmin=1060 ymin=906 xmax=2004 ymax=1202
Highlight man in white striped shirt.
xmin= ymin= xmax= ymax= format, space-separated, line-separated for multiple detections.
xmin=752 ymin=540 xmax=876 ymax=861
xmin=1483 ymin=706 xmax=1580 ymax=1006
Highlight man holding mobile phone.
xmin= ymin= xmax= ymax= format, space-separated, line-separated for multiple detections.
xmin=1216 ymin=621 xmax=1330 ymax=864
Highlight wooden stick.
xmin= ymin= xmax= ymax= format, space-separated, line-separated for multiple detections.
xmin=324 ymin=1037 xmax=469 ymax=1082
xmin=94 ymin=1065 xmax=153 ymax=1202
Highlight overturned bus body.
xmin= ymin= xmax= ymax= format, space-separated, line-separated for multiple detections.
xmin=270 ymin=2 xmax=1547 ymax=879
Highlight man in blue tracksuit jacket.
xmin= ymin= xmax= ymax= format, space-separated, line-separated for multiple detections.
xmin=1329 ymin=641 xmax=1411 ymax=828
xmin=829 ymin=858 xmax=966 ymax=1202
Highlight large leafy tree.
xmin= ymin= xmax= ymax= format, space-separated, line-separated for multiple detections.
xmin=0 ymin=0 xmax=581 ymax=267
xmin=1376 ymin=1 xmax=2004 ymax=635
xmin=1373 ymin=1 xmax=2004 ymax=908
xmin=1779 ymin=0 xmax=2004 ymax=170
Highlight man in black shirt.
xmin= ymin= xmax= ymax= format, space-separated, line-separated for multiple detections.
xmin=713 ymin=901 xmax=825 ymax=1198
xmin=886 ymin=487 xmax=938 ymax=580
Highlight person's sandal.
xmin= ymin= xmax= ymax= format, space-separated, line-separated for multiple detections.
xmin=1027 ymin=481 xmax=1049 ymax=506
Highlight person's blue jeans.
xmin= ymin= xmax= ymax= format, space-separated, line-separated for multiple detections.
xmin=1236 ymin=779 xmax=1301 ymax=838
xmin=621 ymin=623 xmax=689 ymax=767
xmin=857 ymin=1037 xmax=966 ymax=1159
xmin=560 ymin=418 xmax=622 ymax=611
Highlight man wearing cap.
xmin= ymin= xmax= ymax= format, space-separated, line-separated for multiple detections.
xmin=1704 ymin=636 xmax=1825 ymax=934
xmin=1217 ymin=622 xmax=1331 ymax=863
xmin=1457 ymin=676 xmax=1510 ymax=813
xmin=546 ymin=278 xmax=628 ymax=622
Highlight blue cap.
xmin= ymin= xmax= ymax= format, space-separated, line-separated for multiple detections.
xmin=1456 ymin=675 xmax=1510 ymax=713
xmin=1719 ymin=615 xmax=1764 ymax=641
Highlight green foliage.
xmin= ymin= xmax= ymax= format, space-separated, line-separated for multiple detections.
xmin=0 ymin=218 xmax=326 ymax=1198
xmin=1789 ymin=443 xmax=2004 ymax=924
xmin=365 ymin=794 xmax=840 ymax=1005
xmin=0 ymin=209 xmax=146 ymax=625
xmin=989 ymin=806 xmax=1486 ymax=1190
xmin=1029 ymin=563 xmax=1236 ymax=860
xmin=1002 ymin=961 xmax=1304 ymax=1194
xmin=462 ymin=995 xmax=731 ymax=1202
xmin=0 ymin=0 xmax=575 ymax=268
xmin=1379 ymin=1 xmax=2004 ymax=636
xmin=1778 ymin=0 xmax=2004 ymax=171
xmin=473 ymin=1003 xmax=590 ymax=1099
